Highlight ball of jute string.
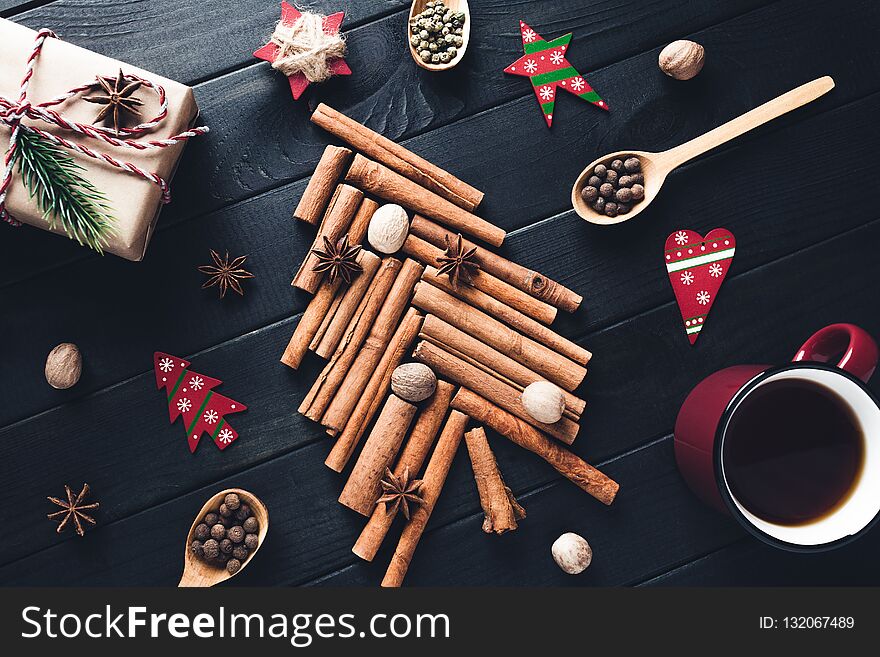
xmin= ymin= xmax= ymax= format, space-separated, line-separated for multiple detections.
xmin=269 ymin=11 xmax=346 ymax=83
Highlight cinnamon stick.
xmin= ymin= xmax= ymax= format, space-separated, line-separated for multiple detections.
xmin=313 ymin=251 xmax=382 ymax=358
xmin=338 ymin=395 xmax=418 ymax=516
xmin=280 ymin=278 xmax=343 ymax=369
xmin=347 ymin=197 xmax=379 ymax=245
xmin=310 ymin=291 xmax=344 ymax=353
xmin=452 ymin=388 xmax=619 ymax=505
xmin=382 ymin=410 xmax=468 ymax=587
xmin=464 ymin=427 xmax=526 ymax=534
xmin=353 ymin=380 xmax=456 ymax=561
xmin=413 ymin=340 xmax=580 ymax=445
xmin=292 ymin=184 xmax=364 ymax=293
xmin=299 ymin=258 xmax=402 ymax=421
xmin=321 ymin=259 xmax=424 ymax=432
xmin=294 ymin=145 xmax=353 ymax=225
xmin=420 ymin=314 xmax=585 ymax=420
xmin=345 ymin=154 xmax=505 ymax=248
xmin=410 ymin=215 xmax=583 ymax=313
xmin=411 ymin=281 xmax=586 ymax=391
xmin=326 ymin=309 xmax=424 ymax=472
xmin=422 ymin=265 xmax=592 ymax=367
xmin=311 ymin=103 xmax=484 ymax=211
xmin=401 ymin=234 xmax=557 ymax=324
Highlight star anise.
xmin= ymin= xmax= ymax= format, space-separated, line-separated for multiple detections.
xmin=377 ymin=467 xmax=426 ymax=520
xmin=437 ymin=233 xmax=480 ymax=287
xmin=83 ymin=69 xmax=145 ymax=136
xmin=311 ymin=234 xmax=363 ymax=284
xmin=47 ymin=483 xmax=100 ymax=537
xmin=199 ymin=250 xmax=255 ymax=298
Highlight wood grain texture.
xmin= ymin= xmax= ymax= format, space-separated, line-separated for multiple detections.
xmin=3 ymin=217 xmax=880 ymax=583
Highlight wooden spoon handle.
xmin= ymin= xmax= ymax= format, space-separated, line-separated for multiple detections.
xmin=663 ymin=76 xmax=834 ymax=169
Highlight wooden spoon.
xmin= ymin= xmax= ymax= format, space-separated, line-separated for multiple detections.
xmin=571 ymin=76 xmax=835 ymax=225
xmin=178 ymin=488 xmax=269 ymax=587
xmin=408 ymin=0 xmax=470 ymax=71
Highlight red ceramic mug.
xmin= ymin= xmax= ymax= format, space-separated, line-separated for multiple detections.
xmin=674 ymin=323 xmax=880 ymax=551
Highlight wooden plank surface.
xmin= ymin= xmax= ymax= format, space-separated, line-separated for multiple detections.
xmin=2 ymin=0 xmax=879 ymax=586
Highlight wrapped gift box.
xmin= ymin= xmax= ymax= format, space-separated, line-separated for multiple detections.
xmin=0 ymin=18 xmax=202 ymax=261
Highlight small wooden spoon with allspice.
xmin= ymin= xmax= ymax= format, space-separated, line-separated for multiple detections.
xmin=572 ymin=76 xmax=835 ymax=225
xmin=178 ymin=488 xmax=268 ymax=587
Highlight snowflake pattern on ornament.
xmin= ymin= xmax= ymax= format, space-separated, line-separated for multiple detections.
xmin=177 ymin=398 xmax=192 ymax=413
xmin=696 ymin=290 xmax=711 ymax=305
xmin=675 ymin=231 xmax=689 ymax=245
xmin=680 ymin=271 xmax=694 ymax=285
xmin=522 ymin=27 xmax=537 ymax=42
xmin=539 ymin=85 xmax=554 ymax=100
xmin=570 ymin=77 xmax=585 ymax=92
xmin=189 ymin=375 xmax=204 ymax=391
xmin=709 ymin=263 xmax=724 ymax=277
xmin=550 ymin=50 xmax=564 ymax=65
xmin=204 ymin=409 xmax=219 ymax=424
xmin=523 ymin=58 xmax=538 ymax=73
xmin=218 ymin=428 xmax=235 ymax=445
xmin=159 ymin=357 xmax=175 ymax=373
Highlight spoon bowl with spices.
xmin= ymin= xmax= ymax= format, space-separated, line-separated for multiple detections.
xmin=408 ymin=0 xmax=470 ymax=71
xmin=572 ymin=76 xmax=835 ymax=225
xmin=178 ymin=488 xmax=269 ymax=587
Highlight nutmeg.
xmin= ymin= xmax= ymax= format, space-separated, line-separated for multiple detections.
xmin=551 ymin=532 xmax=593 ymax=574
xmin=659 ymin=40 xmax=705 ymax=80
xmin=45 ymin=343 xmax=82 ymax=390
xmin=521 ymin=381 xmax=565 ymax=424
xmin=367 ymin=204 xmax=410 ymax=254
xmin=390 ymin=363 xmax=437 ymax=402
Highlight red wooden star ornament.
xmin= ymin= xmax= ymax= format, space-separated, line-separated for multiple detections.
xmin=254 ymin=2 xmax=352 ymax=100
xmin=504 ymin=20 xmax=608 ymax=127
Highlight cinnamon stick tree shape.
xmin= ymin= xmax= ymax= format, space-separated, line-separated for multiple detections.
xmin=153 ymin=352 xmax=246 ymax=452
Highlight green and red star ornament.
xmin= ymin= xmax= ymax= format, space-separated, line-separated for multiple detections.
xmin=153 ymin=352 xmax=247 ymax=452
xmin=504 ymin=20 xmax=608 ymax=127
xmin=664 ymin=229 xmax=736 ymax=344
xmin=254 ymin=2 xmax=351 ymax=100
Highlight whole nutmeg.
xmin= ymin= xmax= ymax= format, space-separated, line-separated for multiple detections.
xmin=551 ymin=532 xmax=593 ymax=574
xmin=521 ymin=381 xmax=565 ymax=424
xmin=391 ymin=363 xmax=437 ymax=402
xmin=243 ymin=516 xmax=259 ymax=533
xmin=368 ymin=204 xmax=410 ymax=254
xmin=45 ymin=343 xmax=82 ymax=390
xmin=244 ymin=533 xmax=259 ymax=550
xmin=659 ymin=40 xmax=705 ymax=80
xmin=224 ymin=493 xmax=241 ymax=511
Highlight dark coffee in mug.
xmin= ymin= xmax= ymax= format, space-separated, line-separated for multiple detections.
xmin=722 ymin=379 xmax=865 ymax=526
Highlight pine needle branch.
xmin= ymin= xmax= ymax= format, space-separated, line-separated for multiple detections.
xmin=13 ymin=129 xmax=115 ymax=253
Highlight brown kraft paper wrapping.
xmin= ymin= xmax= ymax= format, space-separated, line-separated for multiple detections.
xmin=0 ymin=19 xmax=200 ymax=261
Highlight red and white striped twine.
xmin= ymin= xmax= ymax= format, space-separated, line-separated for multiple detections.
xmin=0 ymin=29 xmax=209 ymax=227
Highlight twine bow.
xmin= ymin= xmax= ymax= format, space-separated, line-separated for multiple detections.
xmin=0 ymin=29 xmax=209 ymax=227
xmin=269 ymin=11 xmax=346 ymax=82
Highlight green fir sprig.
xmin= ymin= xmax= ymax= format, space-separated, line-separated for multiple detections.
xmin=14 ymin=129 xmax=115 ymax=253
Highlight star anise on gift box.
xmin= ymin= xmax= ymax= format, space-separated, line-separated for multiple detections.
xmin=199 ymin=250 xmax=255 ymax=299
xmin=47 ymin=484 xmax=100 ymax=537
xmin=311 ymin=234 xmax=363 ymax=284
xmin=437 ymin=233 xmax=479 ymax=287
xmin=377 ymin=467 xmax=425 ymax=520
xmin=83 ymin=69 xmax=145 ymax=136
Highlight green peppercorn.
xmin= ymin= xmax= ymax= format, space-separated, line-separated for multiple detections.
xmin=440 ymin=52 xmax=451 ymax=63
xmin=420 ymin=50 xmax=431 ymax=62
xmin=432 ymin=53 xmax=441 ymax=63
xmin=453 ymin=36 xmax=463 ymax=47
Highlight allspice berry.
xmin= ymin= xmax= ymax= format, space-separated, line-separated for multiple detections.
xmin=219 ymin=503 xmax=232 ymax=518
xmin=580 ymin=186 xmax=598 ymax=203
xmin=202 ymin=539 xmax=220 ymax=560
xmin=624 ymin=157 xmax=641 ymax=172
xmin=599 ymin=183 xmax=614 ymax=198
xmin=232 ymin=545 xmax=249 ymax=561
xmin=226 ymin=559 xmax=241 ymax=575
xmin=190 ymin=540 xmax=204 ymax=557
xmin=224 ymin=493 xmax=241 ymax=511
xmin=659 ymin=39 xmax=705 ymax=80
xmin=631 ymin=184 xmax=645 ymax=201
xmin=521 ymin=381 xmax=566 ymax=424
xmin=615 ymin=188 xmax=633 ymax=203
xmin=244 ymin=533 xmax=259 ymax=550
xmin=391 ymin=363 xmax=437 ymax=402
xmin=235 ymin=504 xmax=252 ymax=522
xmin=204 ymin=512 xmax=219 ymax=526
xmin=194 ymin=523 xmax=210 ymax=541
xmin=227 ymin=525 xmax=245 ymax=544
xmin=45 ymin=343 xmax=82 ymax=390
xmin=219 ymin=538 xmax=234 ymax=555
xmin=210 ymin=524 xmax=226 ymax=541
xmin=551 ymin=532 xmax=593 ymax=574
xmin=593 ymin=164 xmax=607 ymax=177
xmin=610 ymin=159 xmax=624 ymax=172
xmin=243 ymin=516 xmax=259 ymax=533
xmin=604 ymin=169 xmax=618 ymax=185
xmin=604 ymin=202 xmax=619 ymax=217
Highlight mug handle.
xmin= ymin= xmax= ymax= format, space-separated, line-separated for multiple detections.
xmin=792 ymin=323 xmax=879 ymax=383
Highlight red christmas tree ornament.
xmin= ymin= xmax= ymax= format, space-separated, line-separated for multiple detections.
xmin=153 ymin=352 xmax=247 ymax=452
xmin=664 ymin=228 xmax=736 ymax=344
xmin=254 ymin=2 xmax=351 ymax=100
xmin=503 ymin=20 xmax=608 ymax=128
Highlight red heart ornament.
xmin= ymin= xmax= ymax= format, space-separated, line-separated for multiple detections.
xmin=664 ymin=228 xmax=736 ymax=344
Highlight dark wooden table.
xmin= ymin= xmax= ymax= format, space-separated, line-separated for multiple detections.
xmin=2 ymin=0 xmax=879 ymax=587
